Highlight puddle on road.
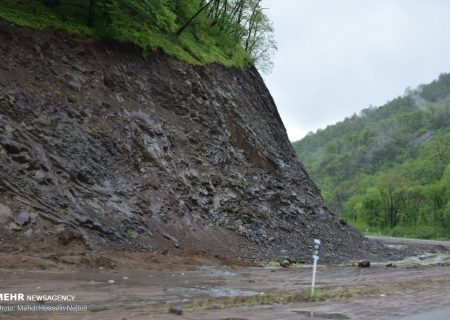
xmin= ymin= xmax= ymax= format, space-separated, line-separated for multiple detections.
xmin=168 ymin=286 xmax=259 ymax=298
xmin=199 ymin=268 xmax=237 ymax=277
xmin=176 ymin=267 xmax=237 ymax=279
xmin=292 ymin=310 xmax=350 ymax=319
xmin=386 ymin=244 xmax=407 ymax=250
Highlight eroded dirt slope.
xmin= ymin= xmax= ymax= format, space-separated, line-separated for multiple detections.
xmin=0 ymin=22 xmax=375 ymax=262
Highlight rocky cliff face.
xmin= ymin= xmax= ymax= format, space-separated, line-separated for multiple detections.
xmin=0 ymin=22 xmax=369 ymax=262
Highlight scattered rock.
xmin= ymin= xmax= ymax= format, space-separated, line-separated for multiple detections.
xmin=358 ymin=260 xmax=371 ymax=268
xmin=15 ymin=211 xmax=32 ymax=226
xmin=169 ymin=307 xmax=183 ymax=315
xmin=0 ymin=203 xmax=13 ymax=224
xmin=431 ymin=245 xmax=448 ymax=253
xmin=280 ymin=260 xmax=291 ymax=268
xmin=386 ymin=263 xmax=396 ymax=268
xmin=161 ymin=231 xmax=180 ymax=249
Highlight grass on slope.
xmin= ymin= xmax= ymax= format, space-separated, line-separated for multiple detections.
xmin=0 ymin=0 xmax=251 ymax=67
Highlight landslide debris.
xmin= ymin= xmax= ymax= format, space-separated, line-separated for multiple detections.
xmin=0 ymin=22 xmax=378 ymax=262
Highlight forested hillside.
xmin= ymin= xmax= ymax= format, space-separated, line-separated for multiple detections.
xmin=293 ymin=73 xmax=450 ymax=239
xmin=0 ymin=0 xmax=276 ymax=72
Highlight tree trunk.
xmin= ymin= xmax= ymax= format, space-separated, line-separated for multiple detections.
xmin=87 ymin=0 xmax=96 ymax=27
xmin=176 ymin=0 xmax=215 ymax=36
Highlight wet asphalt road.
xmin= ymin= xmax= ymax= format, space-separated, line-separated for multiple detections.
xmin=367 ymin=235 xmax=450 ymax=248
xmin=399 ymin=307 xmax=450 ymax=319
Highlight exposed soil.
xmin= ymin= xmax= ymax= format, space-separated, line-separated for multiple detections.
xmin=2 ymin=236 xmax=449 ymax=272
xmin=0 ymin=20 xmax=386 ymax=262
xmin=0 ymin=241 xmax=251 ymax=271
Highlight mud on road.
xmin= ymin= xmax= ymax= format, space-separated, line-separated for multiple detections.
xmin=1 ymin=250 xmax=450 ymax=320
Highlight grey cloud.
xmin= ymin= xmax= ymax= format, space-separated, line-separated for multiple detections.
xmin=262 ymin=0 xmax=450 ymax=141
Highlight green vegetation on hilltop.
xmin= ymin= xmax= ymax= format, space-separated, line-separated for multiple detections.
xmin=0 ymin=0 xmax=276 ymax=72
xmin=293 ymin=74 xmax=450 ymax=239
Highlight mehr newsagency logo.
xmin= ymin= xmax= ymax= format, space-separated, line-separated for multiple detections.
xmin=0 ymin=293 xmax=88 ymax=313
xmin=0 ymin=293 xmax=76 ymax=302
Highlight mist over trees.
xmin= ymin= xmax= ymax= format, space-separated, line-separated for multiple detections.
xmin=293 ymin=73 xmax=450 ymax=239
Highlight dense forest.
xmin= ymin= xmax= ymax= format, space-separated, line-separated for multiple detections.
xmin=0 ymin=0 xmax=276 ymax=72
xmin=293 ymin=73 xmax=450 ymax=239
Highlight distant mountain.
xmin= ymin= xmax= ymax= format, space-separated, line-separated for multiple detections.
xmin=292 ymin=73 xmax=450 ymax=239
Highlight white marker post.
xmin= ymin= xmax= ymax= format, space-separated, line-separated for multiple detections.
xmin=311 ymin=239 xmax=321 ymax=296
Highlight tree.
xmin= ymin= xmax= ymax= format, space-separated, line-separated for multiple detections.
xmin=176 ymin=0 xmax=215 ymax=36
xmin=438 ymin=165 xmax=450 ymax=227
xmin=87 ymin=0 xmax=96 ymax=26
xmin=423 ymin=182 xmax=446 ymax=224
xmin=240 ymin=0 xmax=276 ymax=73
xmin=402 ymin=185 xmax=423 ymax=226
xmin=444 ymin=200 xmax=450 ymax=229
xmin=343 ymin=187 xmax=385 ymax=229
xmin=378 ymin=175 xmax=407 ymax=229
xmin=175 ymin=0 xmax=276 ymax=72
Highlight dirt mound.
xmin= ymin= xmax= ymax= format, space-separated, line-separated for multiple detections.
xmin=0 ymin=21 xmax=375 ymax=262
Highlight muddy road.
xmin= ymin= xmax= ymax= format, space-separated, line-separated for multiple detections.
xmin=1 ymin=252 xmax=450 ymax=320
xmin=1 ymin=237 xmax=449 ymax=319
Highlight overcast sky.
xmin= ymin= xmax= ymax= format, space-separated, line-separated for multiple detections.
xmin=262 ymin=0 xmax=450 ymax=141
